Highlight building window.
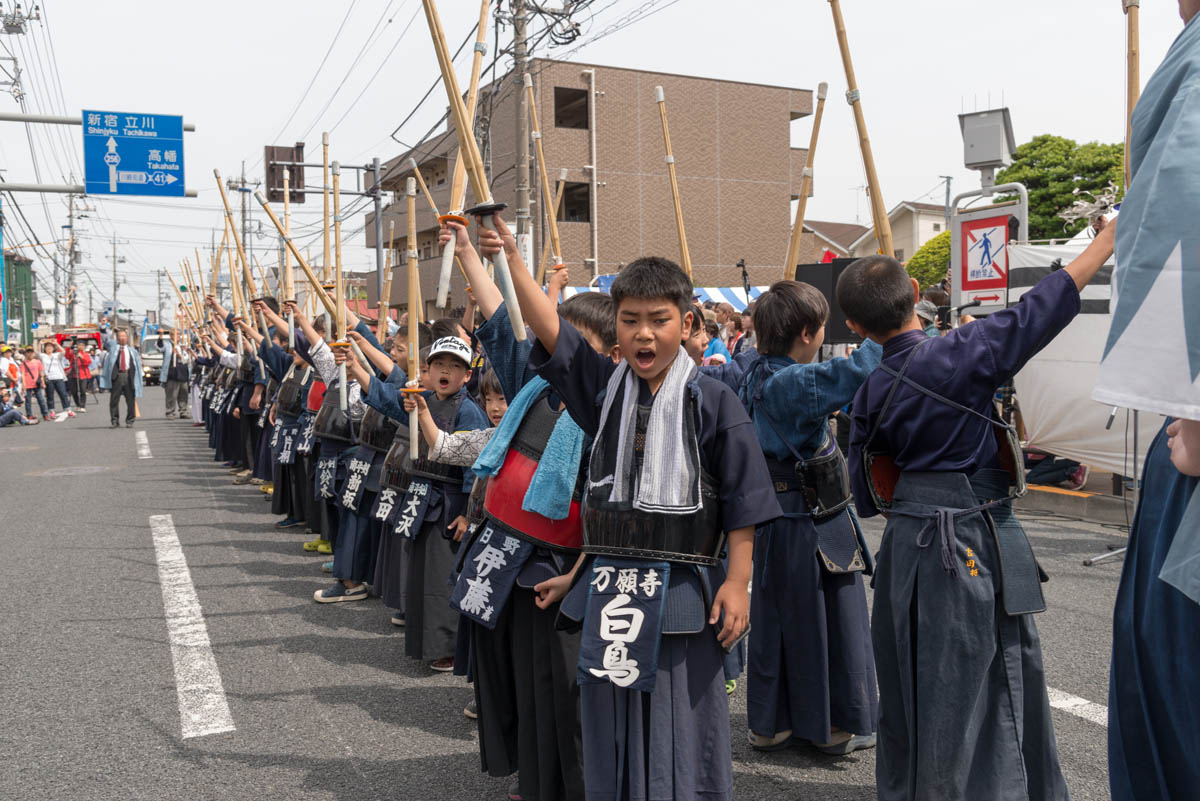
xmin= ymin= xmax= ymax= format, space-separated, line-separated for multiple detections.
xmin=558 ymin=182 xmax=591 ymax=222
xmin=933 ymin=223 xmax=941 ymax=232
xmin=554 ymin=87 xmax=589 ymax=129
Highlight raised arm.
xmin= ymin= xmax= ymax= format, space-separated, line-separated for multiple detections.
xmin=346 ymin=329 xmax=395 ymax=378
xmin=439 ymin=219 xmax=502 ymax=319
xmin=1064 ymin=217 xmax=1116 ymax=291
xmin=477 ymin=214 xmax=560 ymax=353
xmin=256 ymin=300 xmax=289 ymax=337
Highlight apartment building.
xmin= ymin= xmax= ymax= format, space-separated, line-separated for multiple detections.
xmin=365 ymin=58 xmax=814 ymax=310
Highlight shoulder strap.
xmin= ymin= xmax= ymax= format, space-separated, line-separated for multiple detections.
xmin=878 ymin=352 xmax=1013 ymax=432
xmin=863 ymin=339 xmax=927 ymax=451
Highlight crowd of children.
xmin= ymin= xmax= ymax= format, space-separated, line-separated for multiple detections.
xmin=180 ymin=211 xmax=1116 ymax=801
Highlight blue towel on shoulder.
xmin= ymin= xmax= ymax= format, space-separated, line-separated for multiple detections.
xmin=473 ymin=375 xmax=584 ymax=520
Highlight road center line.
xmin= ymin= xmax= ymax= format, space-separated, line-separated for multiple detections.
xmin=135 ymin=430 xmax=153 ymax=459
xmin=149 ymin=514 xmax=235 ymax=739
xmin=1046 ymin=687 xmax=1108 ymax=727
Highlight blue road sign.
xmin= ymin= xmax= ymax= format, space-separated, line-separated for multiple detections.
xmin=82 ymin=110 xmax=185 ymax=197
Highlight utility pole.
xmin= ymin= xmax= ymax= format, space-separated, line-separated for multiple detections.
xmin=65 ymin=193 xmax=78 ymax=326
xmin=112 ymin=234 xmax=118 ymax=315
xmin=156 ymin=269 xmax=163 ymax=326
xmin=88 ymin=287 xmax=93 ymax=323
xmin=940 ymin=175 xmax=953 ymax=233
xmin=513 ymin=0 xmax=531 ymax=245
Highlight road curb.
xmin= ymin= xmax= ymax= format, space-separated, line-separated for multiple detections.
xmin=1015 ymin=486 xmax=1133 ymax=526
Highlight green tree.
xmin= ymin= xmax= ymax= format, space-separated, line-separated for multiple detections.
xmin=906 ymin=230 xmax=951 ymax=289
xmin=994 ymin=134 xmax=1124 ymax=240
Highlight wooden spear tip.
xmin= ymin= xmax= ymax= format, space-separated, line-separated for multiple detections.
xmin=406 ymin=177 xmax=416 ymax=195
xmin=817 ymin=82 xmax=829 ymax=100
xmin=213 ymin=168 xmax=222 ymax=178
xmin=654 ymin=85 xmax=665 ymax=102
xmin=523 ymin=72 xmax=533 ymax=88
xmin=558 ymin=168 xmax=569 ymax=180
xmin=253 ymin=190 xmax=268 ymax=205
xmin=331 ymin=161 xmax=341 ymax=174
xmin=407 ymin=157 xmax=419 ymax=171
xmin=322 ymin=132 xmax=329 ymax=144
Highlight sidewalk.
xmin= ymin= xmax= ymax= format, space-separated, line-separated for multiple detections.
xmin=1015 ymin=469 xmax=1134 ymax=526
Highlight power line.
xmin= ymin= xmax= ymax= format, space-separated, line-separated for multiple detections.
xmin=295 ymin=0 xmax=408 ymax=143
xmin=247 ymin=0 xmax=363 ymax=174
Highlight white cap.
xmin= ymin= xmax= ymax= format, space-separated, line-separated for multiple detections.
xmin=428 ymin=336 xmax=472 ymax=367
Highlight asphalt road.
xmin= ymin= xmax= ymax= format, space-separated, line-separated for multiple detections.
xmin=1 ymin=392 xmax=1127 ymax=800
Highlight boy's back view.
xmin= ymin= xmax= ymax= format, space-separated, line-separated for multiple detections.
xmin=839 ymin=222 xmax=1114 ymax=801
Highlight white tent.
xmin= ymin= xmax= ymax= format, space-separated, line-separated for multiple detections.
xmin=1010 ymin=238 xmax=1161 ymax=476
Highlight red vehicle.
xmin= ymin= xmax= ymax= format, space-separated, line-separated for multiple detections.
xmin=55 ymin=328 xmax=103 ymax=351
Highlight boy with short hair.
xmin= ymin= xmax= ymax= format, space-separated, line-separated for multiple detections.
xmin=347 ymin=333 xmax=488 ymax=670
xmin=478 ymin=215 xmax=779 ymax=801
xmin=738 ymin=280 xmax=881 ymax=755
xmin=425 ymin=220 xmax=620 ymax=801
xmin=839 ymin=222 xmax=1115 ymax=801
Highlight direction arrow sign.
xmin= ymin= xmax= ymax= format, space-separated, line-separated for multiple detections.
xmin=82 ymin=110 xmax=185 ymax=197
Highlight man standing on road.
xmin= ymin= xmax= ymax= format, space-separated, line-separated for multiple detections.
xmin=100 ymin=322 xmax=143 ymax=428
xmin=156 ymin=329 xmax=190 ymax=419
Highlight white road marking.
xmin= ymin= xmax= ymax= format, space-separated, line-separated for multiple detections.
xmin=1046 ymin=687 xmax=1108 ymax=727
xmin=149 ymin=514 xmax=235 ymax=739
xmin=135 ymin=430 xmax=152 ymax=459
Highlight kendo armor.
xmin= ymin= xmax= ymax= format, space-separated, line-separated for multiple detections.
xmin=483 ymin=393 xmax=584 ymax=551
xmin=313 ymin=380 xmax=354 ymax=444
xmin=380 ymin=392 xmax=465 ymax=490
xmin=275 ymin=366 xmax=310 ymax=418
xmin=358 ymin=405 xmax=400 ymax=453
xmin=581 ymin=403 xmax=725 ymax=566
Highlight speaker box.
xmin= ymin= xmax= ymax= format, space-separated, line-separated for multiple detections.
xmin=792 ymin=258 xmax=860 ymax=346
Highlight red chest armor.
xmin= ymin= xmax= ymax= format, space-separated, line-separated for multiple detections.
xmin=483 ymin=394 xmax=583 ymax=551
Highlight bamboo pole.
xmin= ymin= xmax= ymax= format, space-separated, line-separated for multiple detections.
xmin=193 ymin=248 xmax=204 ymax=310
xmin=1124 ymin=0 xmax=1140 ymax=189
xmin=282 ymin=168 xmax=294 ymax=299
xmin=332 ymin=161 xmax=349 ymax=411
xmin=184 ymin=260 xmax=204 ymax=325
xmin=524 ymin=73 xmax=565 ymax=276
xmin=214 ymin=170 xmax=270 ymax=378
xmin=407 ymin=157 xmax=441 ymax=223
xmin=405 ymin=177 xmax=420 ymax=460
xmin=429 ymin=0 xmax=497 ymax=312
xmin=539 ymin=168 xmax=568 ymax=285
xmin=210 ymin=223 xmax=228 ymax=303
xmin=784 ymin=82 xmax=829 ymax=281
xmin=378 ymin=220 xmax=395 ymax=341
xmin=654 ymin=86 xmax=692 ymax=279
xmin=322 ymin=133 xmax=332 ymax=282
xmin=828 ymin=0 xmax=894 ymax=258
xmin=165 ymin=267 xmax=198 ymax=327
xmin=253 ymin=191 xmax=337 ymax=318
xmin=407 ymin=157 xmax=469 ymax=282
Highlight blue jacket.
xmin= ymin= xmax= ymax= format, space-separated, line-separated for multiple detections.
xmin=739 ymin=341 xmax=881 ymax=462
xmin=155 ymin=339 xmax=190 ymax=384
xmin=99 ymin=331 xmax=144 ymax=397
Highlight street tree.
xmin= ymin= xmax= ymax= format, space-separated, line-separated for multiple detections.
xmin=994 ymin=134 xmax=1124 ymax=240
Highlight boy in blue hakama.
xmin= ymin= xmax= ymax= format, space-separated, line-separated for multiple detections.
xmin=841 ymin=222 xmax=1115 ymax=801
xmin=348 ymin=333 xmax=489 ymax=669
xmin=479 ymin=216 xmax=780 ymax=801
xmin=427 ymin=219 xmax=621 ymax=801
xmin=737 ymin=280 xmax=881 ymax=754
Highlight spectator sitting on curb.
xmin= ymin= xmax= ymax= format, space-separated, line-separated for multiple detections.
xmin=0 ymin=386 xmax=38 ymax=426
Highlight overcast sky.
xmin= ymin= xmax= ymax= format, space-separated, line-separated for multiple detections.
xmin=0 ymin=0 xmax=1188 ymax=317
